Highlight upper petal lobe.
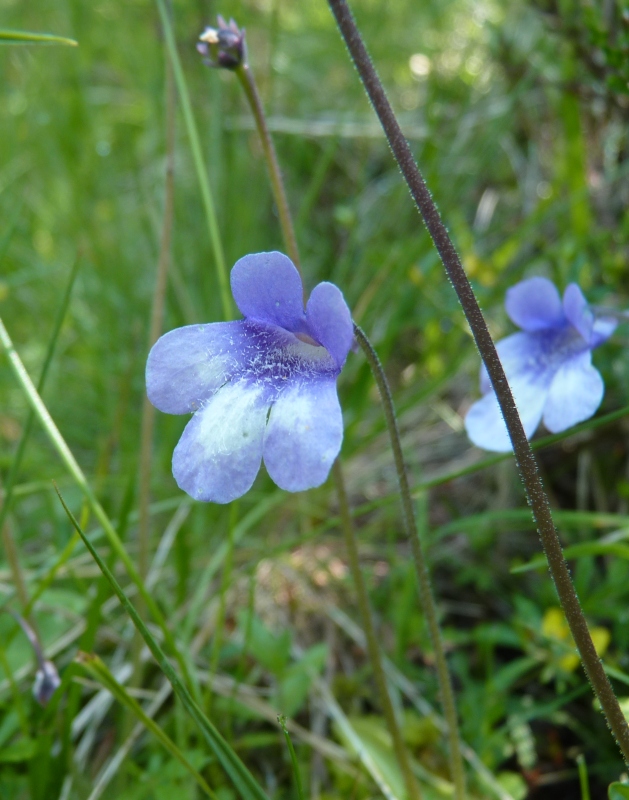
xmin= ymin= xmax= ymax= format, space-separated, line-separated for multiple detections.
xmin=505 ymin=277 xmax=565 ymax=332
xmin=172 ymin=380 xmax=271 ymax=503
xmin=563 ymin=283 xmax=594 ymax=343
xmin=146 ymin=321 xmax=249 ymax=414
xmin=305 ymin=282 xmax=353 ymax=370
xmin=231 ymin=252 xmax=305 ymax=331
xmin=263 ymin=377 xmax=342 ymax=492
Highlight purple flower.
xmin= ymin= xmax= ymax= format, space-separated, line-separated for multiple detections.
xmin=147 ymin=252 xmax=353 ymax=503
xmin=465 ymin=277 xmax=616 ymax=452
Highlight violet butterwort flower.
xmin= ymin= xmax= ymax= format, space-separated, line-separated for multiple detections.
xmin=465 ymin=277 xmax=616 ymax=452
xmin=146 ymin=252 xmax=353 ymax=503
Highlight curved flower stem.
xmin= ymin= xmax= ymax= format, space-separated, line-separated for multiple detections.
xmin=353 ymin=325 xmax=466 ymax=799
xmin=333 ymin=459 xmax=423 ymax=800
xmin=235 ymin=64 xmax=302 ymax=278
xmin=328 ymin=0 xmax=629 ymax=766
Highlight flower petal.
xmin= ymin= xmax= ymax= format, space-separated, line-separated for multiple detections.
xmin=563 ymin=283 xmax=594 ymax=343
xmin=263 ymin=377 xmax=342 ymax=491
xmin=305 ymin=282 xmax=353 ymax=369
xmin=465 ymin=372 xmax=551 ymax=452
xmin=146 ymin=321 xmax=249 ymax=414
xmin=591 ymin=315 xmax=617 ymax=349
xmin=479 ymin=331 xmax=544 ymax=394
xmin=542 ymin=351 xmax=604 ymax=433
xmin=505 ymin=277 xmax=564 ymax=331
xmin=231 ymin=251 xmax=305 ymax=331
xmin=172 ymin=380 xmax=270 ymax=503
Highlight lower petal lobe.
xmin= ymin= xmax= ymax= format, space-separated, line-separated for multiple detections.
xmin=146 ymin=321 xmax=248 ymax=414
xmin=543 ymin=351 xmax=604 ymax=433
xmin=466 ymin=372 xmax=550 ymax=452
xmin=172 ymin=380 xmax=270 ymax=503
xmin=263 ymin=377 xmax=342 ymax=492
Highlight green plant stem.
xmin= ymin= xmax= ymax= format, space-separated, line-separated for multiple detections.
xmin=154 ymin=0 xmax=232 ymax=320
xmin=353 ymin=325 xmax=466 ymax=799
xmin=135 ymin=23 xmax=176 ymax=679
xmin=327 ymin=0 xmax=629 ymax=767
xmin=55 ymin=486 xmax=270 ymax=800
xmin=235 ymin=64 xmax=301 ymax=276
xmin=333 ymin=459 xmax=423 ymax=800
xmin=278 ymin=715 xmax=306 ymax=800
xmin=0 ymin=317 xmax=192 ymax=689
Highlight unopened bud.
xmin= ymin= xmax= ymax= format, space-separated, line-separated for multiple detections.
xmin=32 ymin=659 xmax=61 ymax=706
xmin=198 ymin=16 xmax=246 ymax=69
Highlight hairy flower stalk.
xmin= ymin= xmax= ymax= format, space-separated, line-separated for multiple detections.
xmin=354 ymin=325 xmax=466 ymax=799
xmin=198 ymin=18 xmax=301 ymax=276
xmin=327 ymin=0 xmax=629 ymax=767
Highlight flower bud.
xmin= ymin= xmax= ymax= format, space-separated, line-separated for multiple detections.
xmin=32 ymin=659 xmax=61 ymax=706
xmin=197 ymin=16 xmax=246 ymax=70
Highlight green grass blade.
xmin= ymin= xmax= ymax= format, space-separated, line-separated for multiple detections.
xmin=0 ymin=259 xmax=80 ymax=552
xmin=55 ymin=486 xmax=271 ymax=800
xmin=154 ymin=0 xmax=232 ymax=320
xmin=0 ymin=316 xmax=192 ymax=687
xmin=77 ymin=653 xmax=218 ymax=799
xmin=0 ymin=29 xmax=78 ymax=46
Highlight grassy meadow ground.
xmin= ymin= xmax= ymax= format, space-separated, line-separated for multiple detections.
xmin=2 ymin=0 xmax=629 ymax=798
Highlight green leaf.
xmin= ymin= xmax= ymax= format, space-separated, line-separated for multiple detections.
xmin=0 ymin=738 xmax=37 ymax=763
xmin=0 ymin=29 xmax=77 ymax=46
xmin=238 ymin=612 xmax=291 ymax=675
xmin=609 ymin=782 xmax=629 ymax=799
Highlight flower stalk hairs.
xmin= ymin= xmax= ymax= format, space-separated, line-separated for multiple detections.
xmin=465 ymin=276 xmax=616 ymax=452
xmin=146 ymin=252 xmax=353 ymax=503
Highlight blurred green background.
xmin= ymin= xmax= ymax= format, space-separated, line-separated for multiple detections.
xmin=2 ymin=0 xmax=629 ymax=798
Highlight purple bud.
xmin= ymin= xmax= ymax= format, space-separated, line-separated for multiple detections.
xmin=32 ymin=660 xmax=61 ymax=706
xmin=198 ymin=16 xmax=246 ymax=70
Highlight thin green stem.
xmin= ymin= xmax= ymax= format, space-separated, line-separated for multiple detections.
xmin=0 ymin=258 xmax=79 ymax=636
xmin=278 ymin=715 xmax=306 ymax=800
xmin=235 ymin=64 xmax=302 ymax=276
xmin=327 ymin=0 xmax=629 ymax=766
xmin=135 ymin=18 xmax=177 ymax=678
xmin=353 ymin=325 xmax=466 ymax=799
xmin=333 ymin=458 xmax=423 ymax=800
xmin=154 ymin=0 xmax=232 ymax=320
xmin=0 ymin=317 xmax=192 ymax=689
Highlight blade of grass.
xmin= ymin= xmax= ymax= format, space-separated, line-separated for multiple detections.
xmin=0 ymin=316 xmax=193 ymax=688
xmin=154 ymin=0 xmax=231 ymax=319
xmin=55 ymin=485 xmax=271 ymax=800
xmin=77 ymin=653 xmax=218 ymax=800
xmin=277 ymin=715 xmax=306 ymax=800
xmin=0 ymin=29 xmax=78 ymax=46
xmin=1 ymin=258 xmax=80 ymax=648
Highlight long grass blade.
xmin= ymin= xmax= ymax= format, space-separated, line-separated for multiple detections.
xmin=55 ymin=486 xmax=271 ymax=800
xmin=0 ymin=29 xmax=78 ymax=46
xmin=153 ymin=0 xmax=232 ymax=319
xmin=0 ymin=316 xmax=192 ymax=686
xmin=77 ymin=653 xmax=218 ymax=799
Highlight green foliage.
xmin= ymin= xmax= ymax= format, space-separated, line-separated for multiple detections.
xmin=1 ymin=0 xmax=629 ymax=797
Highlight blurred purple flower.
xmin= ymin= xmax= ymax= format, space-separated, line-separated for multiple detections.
xmin=465 ymin=277 xmax=616 ymax=452
xmin=147 ymin=252 xmax=353 ymax=503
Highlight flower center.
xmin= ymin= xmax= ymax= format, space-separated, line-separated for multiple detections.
xmin=295 ymin=332 xmax=321 ymax=347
